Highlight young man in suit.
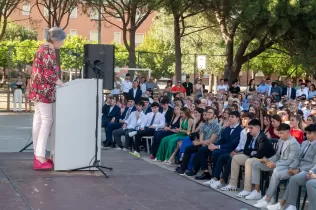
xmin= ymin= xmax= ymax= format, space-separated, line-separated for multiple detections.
xmin=267 ymin=124 xmax=316 ymax=210
xmin=182 ymin=76 xmax=193 ymax=96
xmin=220 ymin=119 xmax=275 ymax=198
xmin=102 ymin=96 xmax=121 ymax=145
xmin=128 ymin=102 xmax=165 ymax=158
xmin=103 ymin=97 xmax=136 ymax=147
xmin=207 ymin=112 xmax=254 ymax=189
xmin=112 ymin=101 xmax=146 ymax=151
xmin=142 ymin=97 xmax=152 ymax=114
xmin=194 ymin=111 xmax=243 ymax=180
xmin=160 ymin=97 xmax=174 ymax=127
xmin=128 ymin=80 xmax=142 ymax=103
xmin=253 ymin=123 xmax=300 ymax=206
xmin=282 ymin=80 xmax=296 ymax=100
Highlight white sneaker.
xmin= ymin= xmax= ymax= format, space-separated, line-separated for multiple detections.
xmin=210 ymin=180 xmax=224 ymax=189
xmin=256 ymin=195 xmax=267 ymax=204
xmin=128 ymin=131 xmax=137 ymax=137
xmin=122 ymin=148 xmax=128 ymax=152
xmin=267 ymin=202 xmax=284 ymax=210
xmin=285 ymin=205 xmax=297 ymax=210
xmin=236 ymin=190 xmax=251 ymax=198
xmin=203 ymin=179 xmax=216 ymax=186
xmin=245 ymin=190 xmax=262 ymax=200
xmin=220 ymin=184 xmax=237 ymax=191
xmin=153 ymin=158 xmax=161 ymax=162
xmin=129 ymin=151 xmax=140 ymax=158
xmin=254 ymin=200 xmax=269 ymax=208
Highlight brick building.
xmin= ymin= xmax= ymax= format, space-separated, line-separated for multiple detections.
xmin=8 ymin=1 xmax=154 ymax=45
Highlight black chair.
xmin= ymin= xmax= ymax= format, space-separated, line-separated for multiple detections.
xmin=297 ymin=186 xmax=308 ymax=210
xmin=275 ymin=179 xmax=289 ymax=202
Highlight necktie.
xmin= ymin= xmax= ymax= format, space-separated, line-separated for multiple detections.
xmin=288 ymin=88 xmax=290 ymax=98
xmin=279 ymin=142 xmax=284 ymax=155
xmin=302 ymin=142 xmax=311 ymax=159
xmin=150 ymin=113 xmax=156 ymax=126
xmin=249 ymin=137 xmax=255 ymax=149
xmin=125 ymin=108 xmax=132 ymax=120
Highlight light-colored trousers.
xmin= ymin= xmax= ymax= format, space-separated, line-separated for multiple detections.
xmin=32 ymin=102 xmax=53 ymax=157
xmin=306 ymin=179 xmax=316 ymax=210
xmin=13 ymin=89 xmax=22 ymax=111
xmin=252 ymin=162 xmax=290 ymax=197
xmin=283 ymin=171 xmax=308 ymax=206
xmin=229 ymin=154 xmax=260 ymax=191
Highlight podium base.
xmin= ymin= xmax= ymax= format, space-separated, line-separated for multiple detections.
xmin=67 ymin=160 xmax=113 ymax=178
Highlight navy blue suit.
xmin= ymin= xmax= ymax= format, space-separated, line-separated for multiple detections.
xmin=197 ymin=125 xmax=243 ymax=171
xmin=128 ymin=88 xmax=142 ymax=103
xmin=282 ymin=87 xmax=296 ymax=100
xmin=104 ymin=106 xmax=136 ymax=145
xmin=101 ymin=104 xmax=121 ymax=128
xmin=144 ymin=106 xmax=152 ymax=115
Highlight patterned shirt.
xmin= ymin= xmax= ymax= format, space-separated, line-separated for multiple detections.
xmin=200 ymin=119 xmax=221 ymax=143
xmin=29 ymin=44 xmax=59 ymax=103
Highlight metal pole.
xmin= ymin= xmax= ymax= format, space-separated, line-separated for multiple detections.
xmin=75 ymin=48 xmax=78 ymax=78
xmin=98 ymin=0 xmax=102 ymax=44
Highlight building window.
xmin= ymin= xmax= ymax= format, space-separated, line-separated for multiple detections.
xmin=90 ymin=30 xmax=98 ymax=42
xmin=90 ymin=8 xmax=99 ymax=20
xmin=114 ymin=32 xmax=121 ymax=44
xmin=135 ymin=34 xmax=144 ymax=46
xmin=70 ymin=7 xmax=77 ymax=18
xmin=44 ymin=29 xmax=49 ymax=40
xmin=22 ymin=3 xmax=30 ymax=16
xmin=70 ymin=29 xmax=77 ymax=37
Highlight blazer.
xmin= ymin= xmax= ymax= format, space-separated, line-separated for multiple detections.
xmin=269 ymin=136 xmax=300 ymax=167
xmin=144 ymin=106 xmax=152 ymax=115
xmin=128 ymin=88 xmax=142 ymax=103
xmin=120 ymin=106 xmax=136 ymax=121
xmin=164 ymin=107 xmax=174 ymax=126
xmin=290 ymin=140 xmax=316 ymax=171
xmin=282 ymin=87 xmax=296 ymax=100
xmin=101 ymin=104 xmax=121 ymax=126
xmin=215 ymin=125 xmax=243 ymax=153
xmin=243 ymin=132 xmax=275 ymax=159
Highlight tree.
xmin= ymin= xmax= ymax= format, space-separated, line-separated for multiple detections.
xmin=85 ymin=0 xmax=160 ymax=69
xmin=198 ymin=0 xmax=316 ymax=85
xmin=0 ymin=0 xmax=24 ymax=41
xmin=138 ymin=28 xmax=175 ymax=79
xmin=3 ymin=22 xmax=37 ymax=41
xmin=60 ymin=35 xmax=94 ymax=73
xmin=161 ymin=1 xmax=213 ymax=81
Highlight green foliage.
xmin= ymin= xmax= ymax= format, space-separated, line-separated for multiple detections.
xmin=15 ymin=40 xmax=41 ymax=65
xmin=60 ymin=35 xmax=95 ymax=71
xmin=114 ymin=43 xmax=129 ymax=68
xmin=3 ymin=21 xmax=37 ymax=41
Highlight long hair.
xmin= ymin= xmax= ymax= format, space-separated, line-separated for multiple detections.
xmin=291 ymin=114 xmax=303 ymax=130
xmin=181 ymin=107 xmax=192 ymax=119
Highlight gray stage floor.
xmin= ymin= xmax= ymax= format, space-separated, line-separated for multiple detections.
xmin=0 ymin=113 xmax=257 ymax=210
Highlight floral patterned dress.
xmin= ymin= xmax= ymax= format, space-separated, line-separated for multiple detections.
xmin=29 ymin=44 xmax=59 ymax=103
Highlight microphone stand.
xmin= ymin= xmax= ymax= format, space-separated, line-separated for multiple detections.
xmin=68 ymin=57 xmax=113 ymax=177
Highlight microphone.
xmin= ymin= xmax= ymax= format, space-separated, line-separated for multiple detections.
xmin=94 ymin=60 xmax=104 ymax=66
xmin=68 ymin=50 xmax=81 ymax=57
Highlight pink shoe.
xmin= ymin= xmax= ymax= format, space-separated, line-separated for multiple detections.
xmin=33 ymin=159 xmax=53 ymax=171
xmin=150 ymin=155 xmax=155 ymax=159
xmin=47 ymin=159 xmax=54 ymax=166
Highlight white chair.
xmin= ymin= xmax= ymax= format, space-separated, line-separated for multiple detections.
xmin=141 ymin=136 xmax=154 ymax=154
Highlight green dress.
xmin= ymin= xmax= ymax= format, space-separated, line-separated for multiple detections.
xmin=155 ymin=119 xmax=189 ymax=161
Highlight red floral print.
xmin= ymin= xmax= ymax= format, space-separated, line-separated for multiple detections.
xmin=29 ymin=45 xmax=59 ymax=103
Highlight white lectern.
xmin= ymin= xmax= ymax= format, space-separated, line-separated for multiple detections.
xmin=50 ymin=79 xmax=102 ymax=171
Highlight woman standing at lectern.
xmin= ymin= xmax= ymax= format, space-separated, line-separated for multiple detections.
xmin=29 ymin=27 xmax=66 ymax=170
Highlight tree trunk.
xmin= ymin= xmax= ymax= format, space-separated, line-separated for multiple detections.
xmin=174 ymin=14 xmax=182 ymax=82
xmin=223 ymin=40 xmax=234 ymax=85
xmin=128 ymin=28 xmax=137 ymax=69
xmin=1 ymin=67 xmax=6 ymax=83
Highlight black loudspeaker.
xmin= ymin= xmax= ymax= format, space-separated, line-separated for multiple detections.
xmin=83 ymin=44 xmax=114 ymax=90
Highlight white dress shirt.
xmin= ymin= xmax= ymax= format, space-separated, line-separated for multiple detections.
xmin=133 ymin=88 xmax=137 ymax=98
xmin=296 ymin=88 xmax=308 ymax=98
xmin=121 ymin=80 xmax=132 ymax=93
xmin=217 ymin=85 xmax=228 ymax=92
xmin=236 ymin=128 xmax=248 ymax=151
xmin=140 ymin=83 xmax=147 ymax=94
xmin=125 ymin=111 xmax=146 ymax=129
xmin=141 ymin=112 xmax=165 ymax=129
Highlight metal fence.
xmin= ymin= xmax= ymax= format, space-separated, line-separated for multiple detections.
xmin=0 ymin=44 xmax=293 ymax=111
